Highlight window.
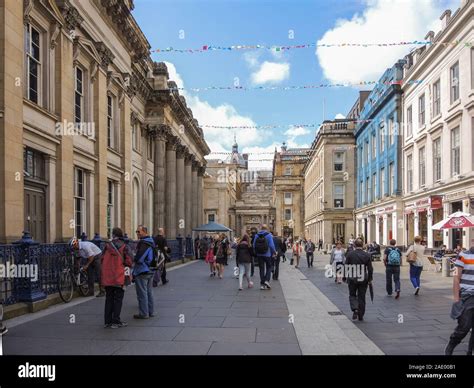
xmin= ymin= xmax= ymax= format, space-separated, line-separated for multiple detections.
xmin=74 ymin=168 xmax=86 ymax=238
xmin=371 ymin=133 xmax=376 ymax=159
xmin=379 ymin=125 xmax=385 ymax=152
xmin=380 ymin=167 xmax=385 ymax=197
xmin=334 ymin=151 xmax=344 ymax=171
xmin=25 ymin=23 xmax=41 ymax=104
xmin=132 ymin=122 xmax=140 ymax=151
xmin=23 ymin=148 xmax=45 ymax=180
xmin=74 ymin=67 xmax=83 ymax=124
xmin=433 ymin=138 xmax=441 ymax=182
xmin=107 ymin=180 xmax=115 ymax=239
xmin=107 ymin=95 xmax=113 ymax=148
xmin=366 ymin=177 xmax=369 ymax=204
xmin=406 ymin=105 xmax=413 ymax=137
xmin=372 ymin=173 xmax=376 ymax=201
xmin=433 ymin=79 xmax=441 ymax=117
xmin=284 ymin=208 xmax=292 ymax=220
xmin=451 ymin=127 xmax=460 ymax=176
xmin=407 ymin=155 xmax=413 ymax=192
xmin=388 ymin=117 xmax=394 ymax=145
xmin=419 ymin=146 xmax=426 ymax=187
xmin=389 ymin=162 xmax=394 ymax=195
xmin=284 ymin=192 xmax=292 ymax=205
xmin=418 ymin=94 xmax=425 ymax=127
xmin=450 ymin=62 xmax=459 ymax=103
xmin=333 ymin=184 xmax=344 ymax=208
xmin=208 ymin=214 xmax=215 ymax=222
xmin=284 ymin=166 xmax=292 ymax=176
xmin=147 ymin=136 xmax=154 ymax=161
xmin=365 ymin=141 xmax=369 ymax=164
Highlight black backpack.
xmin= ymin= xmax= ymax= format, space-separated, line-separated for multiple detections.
xmin=255 ymin=234 xmax=269 ymax=255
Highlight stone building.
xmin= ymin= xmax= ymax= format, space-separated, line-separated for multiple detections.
xmin=401 ymin=0 xmax=474 ymax=249
xmin=0 ymin=0 xmax=209 ymax=243
xmin=304 ymin=119 xmax=357 ymax=247
xmin=272 ymin=143 xmax=309 ymax=240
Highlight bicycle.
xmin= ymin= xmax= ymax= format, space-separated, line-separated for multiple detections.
xmin=58 ymin=254 xmax=89 ymax=303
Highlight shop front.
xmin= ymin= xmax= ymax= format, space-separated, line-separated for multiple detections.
xmin=375 ymin=204 xmax=399 ymax=246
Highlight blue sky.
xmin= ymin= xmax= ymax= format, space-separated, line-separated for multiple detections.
xmin=133 ymin=0 xmax=457 ymax=167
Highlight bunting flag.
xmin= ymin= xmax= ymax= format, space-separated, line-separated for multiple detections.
xmin=169 ymin=79 xmax=422 ymax=93
xmin=152 ymin=40 xmax=472 ymax=54
xmin=201 ymin=119 xmax=373 ymax=130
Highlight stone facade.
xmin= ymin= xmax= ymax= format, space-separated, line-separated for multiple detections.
xmin=0 ymin=0 xmax=209 ymax=243
xmin=272 ymin=143 xmax=309 ymax=240
xmin=401 ymin=0 xmax=474 ymax=249
xmin=304 ymin=119 xmax=356 ymax=248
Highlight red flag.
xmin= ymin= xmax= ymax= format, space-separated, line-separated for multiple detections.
xmin=202 ymin=45 xmax=208 ymax=51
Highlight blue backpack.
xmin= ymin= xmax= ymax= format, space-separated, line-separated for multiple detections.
xmin=387 ymin=247 xmax=401 ymax=265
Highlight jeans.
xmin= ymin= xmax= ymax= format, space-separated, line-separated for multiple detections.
xmin=386 ymin=265 xmax=401 ymax=295
xmin=273 ymin=255 xmax=281 ymax=279
xmin=257 ymin=256 xmax=273 ymax=284
xmin=135 ymin=272 xmax=154 ymax=317
xmin=348 ymin=280 xmax=368 ymax=319
xmin=409 ymin=264 xmax=423 ymax=288
xmin=238 ymin=263 xmax=251 ymax=288
xmin=87 ymin=255 xmax=103 ymax=295
xmin=161 ymin=262 xmax=167 ymax=283
xmin=306 ymin=252 xmax=314 ymax=267
xmin=104 ymin=286 xmax=125 ymax=324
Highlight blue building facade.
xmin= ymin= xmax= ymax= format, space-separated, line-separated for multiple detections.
xmin=354 ymin=60 xmax=405 ymax=246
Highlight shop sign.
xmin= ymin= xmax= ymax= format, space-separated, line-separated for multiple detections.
xmin=430 ymin=195 xmax=443 ymax=210
xmin=445 ymin=191 xmax=466 ymax=201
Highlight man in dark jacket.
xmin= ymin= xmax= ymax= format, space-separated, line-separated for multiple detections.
xmin=345 ymin=238 xmax=373 ymax=321
xmin=153 ymin=227 xmax=170 ymax=285
xmin=305 ymin=239 xmax=316 ymax=267
xmin=272 ymin=233 xmax=285 ymax=280
xmin=250 ymin=227 xmax=258 ymax=277
xmin=253 ymin=225 xmax=276 ymax=290
xmin=133 ymin=225 xmax=156 ymax=319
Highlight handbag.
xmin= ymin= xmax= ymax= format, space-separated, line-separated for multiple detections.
xmin=407 ymin=250 xmax=417 ymax=264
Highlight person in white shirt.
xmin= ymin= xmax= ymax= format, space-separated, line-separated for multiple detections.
xmin=70 ymin=237 xmax=104 ymax=297
xmin=405 ymin=236 xmax=425 ymax=295
xmin=330 ymin=241 xmax=346 ymax=284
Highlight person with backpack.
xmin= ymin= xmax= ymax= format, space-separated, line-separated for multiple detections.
xmin=405 ymin=235 xmax=425 ymax=295
xmin=384 ymin=239 xmax=401 ymax=299
xmin=250 ymin=227 xmax=258 ymax=277
xmin=253 ymin=224 xmax=276 ymax=290
xmin=305 ymin=239 xmax=316 ymax=267
xmin=101 ymin=227 xmax=133 ymax=328
xmin=236 ymin=234 xmax=254 ymax=290
xmin=272 ymin=232 xmax=285 ymax=280
xmin=292 ymin=240 xmax=302 ymax=268
xmin=133 ymin=225 xmax=156 ymax=319
xmin=214 ymin=234 xmax=227 ymax=279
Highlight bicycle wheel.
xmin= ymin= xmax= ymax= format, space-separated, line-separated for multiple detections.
xmin=77 ymin=270 xmax=89 ymax=296
xmin=58 ymin=269 xmax=74 ymax=303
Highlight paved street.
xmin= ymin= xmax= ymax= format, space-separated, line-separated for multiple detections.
xmin=2 ymin=251 xmax=468 ymax=355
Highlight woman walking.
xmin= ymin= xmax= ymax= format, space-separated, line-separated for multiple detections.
xmin=236 ymin=234 xmax=254 ymax=290
xmin=406 ymin=235 xmax=425 ymax=295
xmin=292 ymin=240 xmax=302 ymax=268
xmin=330 ymin=241 xmax=346 ymax=284
xmin=205 ymin=238 xmax=217 ymax=277
xmin=214 ymin=234 xmax=226 ymax=278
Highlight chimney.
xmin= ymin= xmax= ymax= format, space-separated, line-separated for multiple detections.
xmin=440 ymin=9 xmax=452 ymax=30
xmin=281 ymin=142 xmax=287 ymax=152
xmin=424 ymin=31 xmax=435 ymax=43
xmin=243 ymin=153 xmax=249 ymax=169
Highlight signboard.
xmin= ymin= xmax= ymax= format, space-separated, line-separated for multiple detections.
xmin=430 ymin=195 xmax=443 ymax=209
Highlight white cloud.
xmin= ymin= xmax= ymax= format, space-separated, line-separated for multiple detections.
xmin=243 ymin=51 xmax=261 ymax=68
xmin=316 ymin=0 xmax=458 ymax=84
xmin=285 ymin=126 xmax=311 ymax=137
xmin=335 ymin=113 xmax=346 ymax=119
xmin=251 ymin=61 xmax=290 ymax=85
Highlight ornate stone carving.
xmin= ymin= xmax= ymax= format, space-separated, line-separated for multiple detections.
xmin=197 ymin=166 xmax=206 ymax=176
xmin=130 ymin=111 xmax=139 ymax=126
xmin=50 ymin=23 xmax=61 ymax=49
xmin=176 ymin=144 xmax=187 ymax=158
xmin=153 ymin=62 xmax=169 ymax=78
xmin=94 ymin=42 xmax=115 ymax=69
xmin=192 ymin=160 xmax=200 ymax=171
xmin=23 ymin=0 xmax=34 ymax=24
xmin=166 ymin=135 xmax=180 ymax=151
xmin=60 ymin=3 xmax=84 ymax=32
xmin=156 ymin=124 xmax=171 ymax=141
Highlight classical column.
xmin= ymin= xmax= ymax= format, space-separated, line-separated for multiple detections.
xmin=197 ymin=165 xmax=205 ymax=227
xmin=382 ymin=214 xmax=388 ymax=245
xmin=414 ymin=212 xmax=420 ymax=238
xmin=427 ymin=209 xmax=434 ymax=248
xmin=392 ymin=212 xmax=398 ymax=242
xmin=165 ymin=135 xmax=178 ymax=238
xmin=184 ymin=154 xmax=193 ymax=236
xmin=176 ymin=145 xmax=186 ymax=236
xmin=375 ymin=217 xmax=380 ymax=244
xmin=443 ymin=203 xmax=450 ymax=248
xmin=191 ymin=161 xmax=199 ymax=229
xmin=153 ymin=125 xmax=168 ymax=234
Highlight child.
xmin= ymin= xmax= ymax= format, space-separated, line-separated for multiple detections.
xmin=205 ymin=241 xmax=217 ymax=277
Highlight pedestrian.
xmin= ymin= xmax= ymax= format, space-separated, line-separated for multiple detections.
xmin=330 ymin=241 xmax=346 ymax=284
xmin=405 ymin=236 xmax=425 ymax=295
xmin=384 ymin=239 xmax=401 ymax=299
xmin=101 ymin=227 xmax=133 ymax=328
xmin=305 ymin=238 xmax=316 ymax=267
xmin=153 ymin=228 xmax=170 ymax=285
xmin=222 ymin=235 xmax=229 ymax=266
xmin=318 ymin=238 xmax=323 ymax=251
xmin=214 ymin=234 xmax=227 ymax=278
xmin=236 ymin=234 xmax=254 ymax=290
xmin=199 ymin=236 xmax=209 ymax=263
xmin=69 ymin=236 xmax=104 ymax=297
xmin=205 ymin=238 xmax=217 ymax=277
xmin=272 ymin=232 xmax=284 ymax=280
xmin=133 ymin=225 xmax=155 ymax=319
xmin=445 ymin=246 xmax=474 ymax=355
xmin=0 ymin=301 xmax=7 ymax=336
xmin=250 ymin=227 xmax=258 ymax=277
xmin=345 ymin=238 xmax=373 ymax=321
xmin=253 ymin=224 xmax=276 ymax=290
xmin=292 ymin=240 xmax=302 ymax=268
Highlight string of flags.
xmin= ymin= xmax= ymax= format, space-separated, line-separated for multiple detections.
xmin=201 ymin=119 xmax=373 ymax=130
xmin=152 ymin=40 xmax=473 ymax=54
xmin=169 ymin=79 xmax=423 ymax=93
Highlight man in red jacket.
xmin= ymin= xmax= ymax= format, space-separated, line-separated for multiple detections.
xmin=101 ymin=227 xmax=133 ymax=329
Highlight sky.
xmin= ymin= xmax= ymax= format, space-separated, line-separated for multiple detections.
xmin=133 ymin=0 xmax=458 ymax=168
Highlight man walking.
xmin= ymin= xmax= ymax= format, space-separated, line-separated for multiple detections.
xmin=345 ymin=238 xmax=373 ymax=321
xmin=253 ymin=224 xmax=276 ymax=290
xmin=153 ymin=227 xmax=170 ymax=285
xmin=318 ymin=238 xmax=323 ymax=251
xmin=133 ymin=225 xmax=156 ymax=319
xmin=272 ymin=232 xmax=285 ymax=280
xmin=445 ymin=246 xmax=474 ymax=355
xmin=250 ymin=227 xmax=258 ymax=277
xmin=384 ymin=239 xmax=401 ymax=299
xmin=305 ymin=238 xmax=316 ymax=267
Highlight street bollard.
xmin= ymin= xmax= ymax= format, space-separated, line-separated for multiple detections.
xmin=442 ymin=257 xmax=451 ymax=277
